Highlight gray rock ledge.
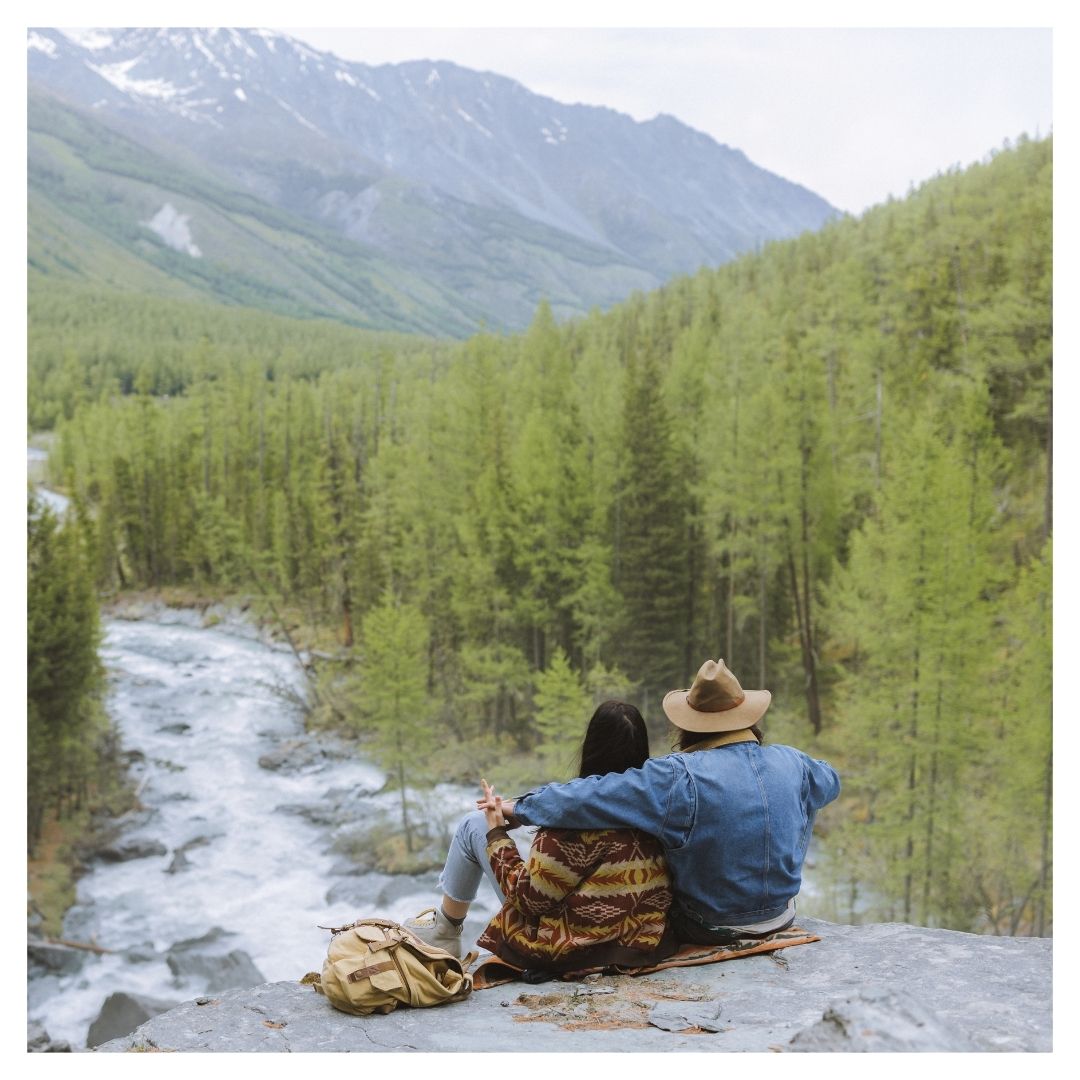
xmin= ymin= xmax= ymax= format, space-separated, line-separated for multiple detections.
xmin=92 ymin=917 xmax=1051 ymax=1053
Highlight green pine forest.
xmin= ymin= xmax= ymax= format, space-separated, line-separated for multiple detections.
xmin=30 ymin=135 xmax=1052 ymax=935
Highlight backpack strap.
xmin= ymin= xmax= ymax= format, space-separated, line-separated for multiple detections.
xmin=346 ymin=959 xmax=399 ymax=984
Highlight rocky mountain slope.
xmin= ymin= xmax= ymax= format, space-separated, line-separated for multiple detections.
xmin=28 ymin=27 xmax=838 ymax=333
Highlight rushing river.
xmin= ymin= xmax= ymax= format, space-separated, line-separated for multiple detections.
xmin=28 ymin=612 xmax=508 ymax=1050
xmin=27 ymin=446 xmax=68 ymax=515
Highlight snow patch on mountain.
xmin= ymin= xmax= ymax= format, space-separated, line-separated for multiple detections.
xmin=234 ymin=87 xmax=247 ymax=102
xmin=274 ymin=96 xmax=325 ymax=136
xmin=88 ymin=59 xmax=179 ymax=101
xmin=27 ymin=31 xmax=58 ymax=57
xmin=191 ymin=31 xmax=232 ymax=80
xmin=144 ymin=203 xmax=201 ymax=257
xmin=333 ymin=67 xmax=378 ymax=99
xmin=540 ymin=118 xmax=568 ymax=146
xmin=252 ymin=29 xmax=279 ymax=52
xmin=289 ymin=38 xmax=323 ymax=63
xmin=457 ymin=107 xmax=493 ymax=139
xmin=228 ymin=29 xmax=258 ymax=59
xmin=58 ymin=28 xmax=114 ymax=51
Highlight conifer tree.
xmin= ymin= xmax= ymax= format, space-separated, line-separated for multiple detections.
xmin=825 ymin=394 xmax=1002 ymax=927
xmin=27 ymin=496 xmax=104 ymax=850
xmin=614 ymin=349 xmax=692 ymax=708
xmin=356 ymin=592 xmax=432 ymax=851
xmin=532 ymin=646 xmax=592 ymax=777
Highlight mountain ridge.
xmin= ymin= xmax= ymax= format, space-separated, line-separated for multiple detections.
xmin=29 ymin=27 xmax=839 ymax=334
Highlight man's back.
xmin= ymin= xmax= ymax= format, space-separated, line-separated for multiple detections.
xmin=513 ymin=741 xmax=840 ymax=927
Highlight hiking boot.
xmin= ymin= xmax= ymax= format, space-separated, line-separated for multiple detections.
xmin=404 ymin=907 xmax=464 ymax=957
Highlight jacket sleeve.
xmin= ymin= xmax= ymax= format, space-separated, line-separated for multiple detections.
xmin=485 ymin=828 xmax=595 ymax=919
xmin=804 ymin=755 xmax=841 ymax=810
xmin=512 ymin=757 xmax=694 ymax=849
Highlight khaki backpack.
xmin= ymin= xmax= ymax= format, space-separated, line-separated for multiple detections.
xmin=311 ymin=916 xmax=476 ymax=1016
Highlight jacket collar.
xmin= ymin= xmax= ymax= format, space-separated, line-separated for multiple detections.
xmin=683 ymin=729 xmax=759 ymax=752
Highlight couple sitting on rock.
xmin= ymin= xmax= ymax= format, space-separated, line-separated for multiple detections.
xmin=406 ymin=659 xmax=840 ymax=974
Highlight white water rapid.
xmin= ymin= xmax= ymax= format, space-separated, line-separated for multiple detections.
xmin=28 ymin=611 xmax=507 ymax=1050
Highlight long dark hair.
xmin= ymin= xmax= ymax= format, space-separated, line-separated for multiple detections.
xmin=578 ymin=700 xmax=651 ymax=779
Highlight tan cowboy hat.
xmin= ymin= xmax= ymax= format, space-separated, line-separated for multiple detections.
xmin=662 ymin=659 xmax=771 ymax=733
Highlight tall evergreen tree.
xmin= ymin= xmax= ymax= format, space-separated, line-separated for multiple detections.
xmin=614 ymin=349 xmax=692 ymax=707
xmin=27 ymin=497 xmax=104 ymax=850
xmin=355 ymin=592 xmax=433 ymax=851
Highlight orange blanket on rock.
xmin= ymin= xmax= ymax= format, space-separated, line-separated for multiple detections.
xmin=471 ymin=925 xmax=820 ymax=989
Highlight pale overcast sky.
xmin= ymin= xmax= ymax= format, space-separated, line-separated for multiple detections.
xmin=283 ymin=26 xmax=1051 ymax=215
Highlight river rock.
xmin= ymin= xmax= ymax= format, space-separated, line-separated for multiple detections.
xmin=324 ymin=871 xmax=395 ymax=908
xmin=166 ymin=927 xmax=265 ymax=992
xmin=787 ymin=987 xmax=978 ymax=1051
xmin=158 ymin=722 xmax=191 ymax=735
xmin=258 ymin=734 xmax=359 ymax=775
xmin=28 ymin=1021 xmax=71 ymax=1053
xmin=170 ymin=926 xmax=234 ymax=951
xmin=274 ymin=801 xmax=339 ymax=826
xmin=27 ymin=1021 xmax=50 ymax=1050
xmin=327 ymin=859 xmax=367 ymax=878
xmin=28 ymin=939 xmax=87 ymax=976
xmin=376 ymin=872 xmax=441 ymax=906
xmin=167 ymin=950 xmax=266 ymax=992
xmin=123 ymin=941 xmax=158 ymax=964
xmin=258 ymin=738 xmax=335 ymax=774
xmin=166 ymin=849 xmax=191 ymax=874
xmin=322 ymin=869 xmax=441 ymax=912
xmin=107 ymin=807 xmax=159 ymax=832
xmin=86 ymin=991 xmax=182 ymax=1048
xmin=96 ymin=838 xmax=168 ymax=862
xmin=61 ymin=905 xmax=99 ymax=942
xmin=94 ymin=918 xmax=1052 ymax=1053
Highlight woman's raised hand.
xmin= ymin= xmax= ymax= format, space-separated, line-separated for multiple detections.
xmin=479 ymin=778 xmax=506 ymax=830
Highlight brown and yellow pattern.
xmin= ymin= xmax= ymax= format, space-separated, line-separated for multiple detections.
xmin=477 ymin=827 xmax=673 ymax=972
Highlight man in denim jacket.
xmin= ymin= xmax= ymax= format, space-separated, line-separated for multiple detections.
xmin=494 ymin=659 xmax=840 ymax=945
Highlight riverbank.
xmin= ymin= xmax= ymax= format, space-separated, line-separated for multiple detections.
xmin=27 ymin=591 xmax=284 ymax=974
xmin=27 ymin=735 xmax=140 ymax=939
xmin=107 ymin=588 xmax=556 ymax=789
xmin=25 ymin=588 xmax=396 ymax=949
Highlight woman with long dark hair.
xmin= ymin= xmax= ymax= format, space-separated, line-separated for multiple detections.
xmin=406 ymin=701 xmax=674 ymax=972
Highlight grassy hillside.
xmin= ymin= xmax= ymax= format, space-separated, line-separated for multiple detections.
xmin=28 ymin=86 xmax=664 ymax=334
xmin=29 ymin=88 xmax=484 ymax=336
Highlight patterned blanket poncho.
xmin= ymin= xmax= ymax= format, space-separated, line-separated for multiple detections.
xmin=476 ymin=825 xmax=674 ymax=972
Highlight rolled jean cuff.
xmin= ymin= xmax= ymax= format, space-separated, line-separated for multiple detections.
xmin=437 ymin=809 xmax=505 ymax=904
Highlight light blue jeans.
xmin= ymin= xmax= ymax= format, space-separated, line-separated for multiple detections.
xmin=438 ymin=810 xmax=508 ymax=905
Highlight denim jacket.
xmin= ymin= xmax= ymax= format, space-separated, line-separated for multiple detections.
xmin=514 ymin=742 xmax=840 ymax=928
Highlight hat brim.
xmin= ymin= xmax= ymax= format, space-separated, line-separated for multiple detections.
xmin=662 ymin=687 xmax=772 ymax=733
